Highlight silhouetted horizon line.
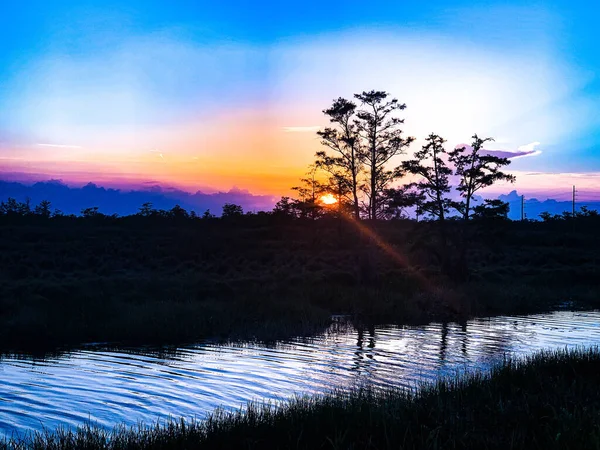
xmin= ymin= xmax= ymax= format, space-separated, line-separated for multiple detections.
xmin=2 ymin=178 xmax=600 ymax=220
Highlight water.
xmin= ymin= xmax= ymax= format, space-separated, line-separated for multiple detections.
xmin=1 ymin=310 xmax=600 ymax=438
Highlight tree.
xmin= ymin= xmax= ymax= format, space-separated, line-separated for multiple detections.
xmin=33 ymin=200 xmax=52 ymax=218
xmin=292 ymin=165 xmax=325 ymax=220
xmin=381 ymin=186 xmax=425 ymax=220
xmin=402 ymin=134 xmax=454 ymax=221
xmin=449 ymin=135 xmax=516 ymax=220
xmin=354 ymin=90 xmax=415 ymax=219
xmin=81 ymin=206 xmax=102 ymax=218
xmin=138 ymin=202 xmax=155 ymax=217
xmin=169 ymin=204 xmax=189 ymax=220
xmin=316 ymin=98 xmax=362 ymax=219
xmin=273 ymin=196 xmax=297 ymax=218
xmin=202 ymin=209 xmax=216 ymax=219
xmin=577 ymin=206 xmax=599 ymax=218
xmin=539 ymin=211 xmax=557 ymax=222
xmin=0 ymin=198 xmax=25 ymax=216
xmin=472 ymin=199 xmax=509 ymax=220
xmin=221 ymin=203 xmax=243 ymax=218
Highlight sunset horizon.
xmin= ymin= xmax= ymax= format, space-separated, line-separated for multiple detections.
xmin=2 ymin=1 xmax=599 ymax=203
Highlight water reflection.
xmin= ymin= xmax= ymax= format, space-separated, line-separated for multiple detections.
xmin=1 ymin=310 xmax=600 ymax=438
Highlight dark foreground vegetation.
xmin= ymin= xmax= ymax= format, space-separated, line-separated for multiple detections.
xmin=3 ymin=347 xmax=600 ymax=449
xmin=0 ymin=209 xmax=599 ymax=354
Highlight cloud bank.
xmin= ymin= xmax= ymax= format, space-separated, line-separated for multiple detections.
xmin=0 ymin=180 xmax=277 ymax=216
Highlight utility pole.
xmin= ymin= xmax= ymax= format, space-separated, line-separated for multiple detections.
xmin=572 ymin=185 xmax=576 ymax=217
xmin=521 ymin=195 xmax=524 ymax=221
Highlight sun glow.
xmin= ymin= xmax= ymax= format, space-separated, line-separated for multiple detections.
xmin=320 ymin=193 xmax=338 ymax=205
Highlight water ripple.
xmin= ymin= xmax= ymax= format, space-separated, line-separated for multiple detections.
xmin=1 ymin=310 xmax=600 ymax=437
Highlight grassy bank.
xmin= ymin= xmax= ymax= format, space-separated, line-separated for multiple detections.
xmin=3 ymin=347 xmax=600 ymax=449
xmin=1 ymin=216 xmax=599 ymax=353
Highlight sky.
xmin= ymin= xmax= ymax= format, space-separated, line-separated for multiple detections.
xmin=1 ymin=0 xmax=599 ymax=201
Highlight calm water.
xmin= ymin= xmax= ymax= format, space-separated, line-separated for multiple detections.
xmin=1 ymin=310 xmax=600 ymax=438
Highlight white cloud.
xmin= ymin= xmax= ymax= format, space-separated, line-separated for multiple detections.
xmin=37 ymin=143 xmax=83 ymax=149
xmin=518 ymin=142 xmax=541 ymax=152
xmin=282 ymin=126 xmax=321 ymax=133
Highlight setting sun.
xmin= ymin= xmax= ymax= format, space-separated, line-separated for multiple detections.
xmin=320 ymin=194 xmax=338 ymax=205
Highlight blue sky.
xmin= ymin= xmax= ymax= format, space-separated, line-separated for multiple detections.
xmin=0 ymin=0 xmax=599 ymax=198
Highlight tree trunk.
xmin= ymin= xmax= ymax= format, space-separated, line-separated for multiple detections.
xmin=370 ymin=153 xmax=376 ymax=220
xmin=352 ymin=165 xmax=360 ymax=220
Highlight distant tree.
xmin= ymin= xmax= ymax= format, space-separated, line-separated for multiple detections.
xmin=354 ymin=90 xmax=415 ymax=219
xmin=449 ymin=135 xmax=516 ymax=220
xmin=169 ymin=204 xmax=189 ymax=219
xmin=81 ymin=206 xmax=102 ymax=218
xmin=22 ymin=197 xmax=31 ymax=215
xmin=202 ymin=209 xmax=216 ymax=219
xmin=539 ymin=211 xmax=556 ymax=222
xmin=138 ymin=202 xmax=155 ymax=217
xmin=576 ymin=206 xmax=599 ymax=218
xmin=33 ymin=200 xmax=52 ymax=218
xmin=0 ymin=197 xmax=31 ymax=216
xmin=402 ymin=134 xmax=454 ymax=222
xmin=292 ymin=165 xmax=325 ymax=220
xmin=189 ymin=210 xmax=198 ymax=219
xmin=0 ymin=198 xmax=19 ymax=216
xmin=273 ymin=196 xmax=297 ymax=218
xmin=316 ymin=97 xmax=362 ymax=219
xmin=381 ymin=186 xmax=425 ymax=220
xmin=221 ymin=203 xmax=243 ymax=218
xmin=472 ymin=199 xmax=510 ymax=220
xmin=560 ymin=211 xmax=574 ymax=220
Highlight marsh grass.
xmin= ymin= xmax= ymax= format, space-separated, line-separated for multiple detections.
xmin=0 ymin=217 xmax=598 ymax=353
xmin=3 ymin=347 xmax=600 ymax=449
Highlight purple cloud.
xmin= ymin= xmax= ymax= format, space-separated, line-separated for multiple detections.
xmin=454 ymin=142 xmax=542 ymax=159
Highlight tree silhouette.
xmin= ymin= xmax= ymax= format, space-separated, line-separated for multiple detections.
xmin=449 ymin=135 xmax=515 ymax=220
xmin=33 ymin=200 xmax=52 ymax=218
xmin=381 ymin=186 xmax=425 ymax=220
xmin=316 ymin=98 xmax=362 ymax=219
xmin=0 ymin=197 xmax=30 ymax=216
xmin=169 ymin=204 xmax=189 ymax=220
xmin=222 ymin=203 xmax=243 ymax=218
xmin=81 ymin=206 xmax=102 ymax=218
xmin=472 ymin=199 xmax=509 ymax=220
xmin=202 ymin=209 xmax=216 ymax=219
xmin=292 ymin=165 xmax=326 ymax=220
xmin=577 ymin=206 xmax=599 ymax=218
xmin=273 ymin=196 xmax=297 ymax=218
xmin=402 ymin=134 xmax=454 ymax=221
xmin=138 ymin=202 xmax=155 ymax=217
xmin=354 ymin=90 xmax=414 ymax=219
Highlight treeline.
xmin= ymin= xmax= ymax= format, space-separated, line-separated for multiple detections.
xmin=0 ymin=198 xmax=251 ymax=221
xmin=1 ymin=194 xmax=598 ymax=224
